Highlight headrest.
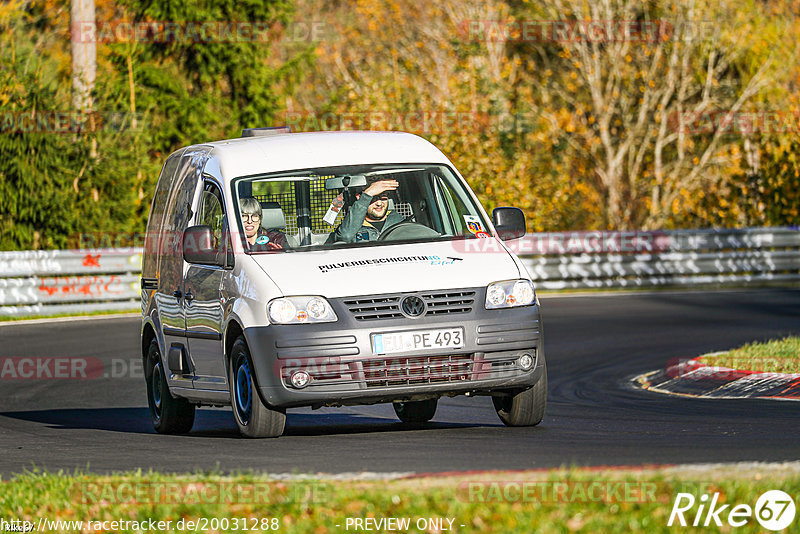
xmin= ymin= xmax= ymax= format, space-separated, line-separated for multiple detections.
xmin=260 ymin=201 xmax=286 ymax=230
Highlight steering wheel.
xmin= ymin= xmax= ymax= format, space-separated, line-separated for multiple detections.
xmin=377 ymin=222 xmax=440 ymax=241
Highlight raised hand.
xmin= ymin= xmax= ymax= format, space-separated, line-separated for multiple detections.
xmin=363 ymin=179 xmax=399 ymax=197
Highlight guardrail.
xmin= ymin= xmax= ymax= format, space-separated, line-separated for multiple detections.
xmin=0 ymin=227 xmax=797 ymax=317
xmin=519 ymin=227 xmax=800 ymax=290
xmin=0 ymin=250 xmax=141 ymax=317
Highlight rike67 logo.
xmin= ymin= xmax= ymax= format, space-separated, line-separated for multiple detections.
xmin=669 ymin=490 xmax=796 ymax=531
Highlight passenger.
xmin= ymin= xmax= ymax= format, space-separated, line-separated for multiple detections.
xmin=330 ymin=178 xmax=405 ymax=243
xmin=240 ymin=197 xmax=288 ymax=251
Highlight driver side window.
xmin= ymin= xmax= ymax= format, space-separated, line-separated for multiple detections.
xmin=198 ymin=181 xmax=226 ymax=252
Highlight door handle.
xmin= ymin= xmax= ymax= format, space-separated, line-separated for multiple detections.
xmin=184 ymin=290 xmax=194 ymax=304
xmin=173 ymin=290 xmax=182 ymax=301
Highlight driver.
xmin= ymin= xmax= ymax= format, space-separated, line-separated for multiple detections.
xmin=240 ymin=197 xmax=289 ymax=251
xmin=330 ymin=178 xmax=405 ymax=243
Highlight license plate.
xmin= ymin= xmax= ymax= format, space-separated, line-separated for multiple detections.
xmin=372 ymin=328 xmax=464 ymax=355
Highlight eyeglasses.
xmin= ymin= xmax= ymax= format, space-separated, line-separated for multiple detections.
xmin=242 ymin=213 xmax=261 ymax=222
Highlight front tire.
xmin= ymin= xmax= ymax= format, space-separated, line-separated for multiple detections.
xmin=393 ymin=398 xmax=438 ymax=423
xmin=492 ymin=362 xmax=547 ymax=427
xmin=229 ymin=337 xmax=285 ymax=438
xmin=145 ymin=339 xmax=195 ymax=434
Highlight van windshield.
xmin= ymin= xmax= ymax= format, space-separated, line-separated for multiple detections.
xmin=232 ymin=163 xmax=491 ymax=252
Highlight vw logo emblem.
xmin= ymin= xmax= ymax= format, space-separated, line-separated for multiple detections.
xmin=400 ymin=295 xmax=426 ymax=317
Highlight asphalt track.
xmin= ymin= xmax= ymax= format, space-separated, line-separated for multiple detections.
xmin=1 ymin=289 xmax=799 ymax=476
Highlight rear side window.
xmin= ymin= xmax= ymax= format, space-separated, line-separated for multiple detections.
xmin=158 ymin=150 xmax=208 ymax=279
xmin=143 ymin=152 xmax=182 ymax=274
xmin=165 ymin=153 xmax=203 ymax=237
xmin=145 ymin=153 xmax=181 ymax=243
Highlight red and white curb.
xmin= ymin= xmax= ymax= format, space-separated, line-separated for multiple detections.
xmin=634 ymin=353 xmax=800 ymax=400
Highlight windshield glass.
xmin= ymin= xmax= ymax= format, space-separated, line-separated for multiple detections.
xmin=232 ymin=163 xmax=490 ymax=253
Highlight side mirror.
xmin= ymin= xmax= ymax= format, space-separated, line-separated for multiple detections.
xmin=183 ymin=225 xmax=224 ymax=266
xmin=492 ymin=207 xmax=526 ymax=240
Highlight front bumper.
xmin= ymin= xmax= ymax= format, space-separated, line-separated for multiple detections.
xmin=244 ymin=288 xmax=544 ymax=408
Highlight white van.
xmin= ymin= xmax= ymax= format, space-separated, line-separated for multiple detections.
xmin=140 ymin=129 xmax=546 ymax=437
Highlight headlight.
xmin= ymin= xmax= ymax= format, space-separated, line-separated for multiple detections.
xmin=486 ymin=284 xmax=506 ymax=307
xmin=306 ymin=297 xmax=330 ymax=320
xmin=269 ymin=299 xmax=297 ymax=323
xmin=268 ymin=296 xmax=338 ymax=324
xmin=485 ymin=279 xmax=536 ymax=309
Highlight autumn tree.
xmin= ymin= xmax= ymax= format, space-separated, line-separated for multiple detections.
xmin=511 ymin=0 xmax=783 ymax=229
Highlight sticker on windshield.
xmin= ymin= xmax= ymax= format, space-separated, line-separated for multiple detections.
xmin=256 ymin=235 xmax=270 ymax=244
xmin=323 ymin=194 xmax=344 ymax=225
xmin=463 ymin=215 xmax=484 ymax=235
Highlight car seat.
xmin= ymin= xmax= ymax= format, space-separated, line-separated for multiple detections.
xmin=259 ymin=201 xmax=298 ymax=247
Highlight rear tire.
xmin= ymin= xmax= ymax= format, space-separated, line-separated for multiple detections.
xmin=492 ymin=362 xmax=547 ymax=427
xmin=229 ymin=337 xmax=285 ymax=438
xmin=145 ymin=339 xmax=195 ymax=434
xmin=393 ymin=398 xmax=438 ymax=423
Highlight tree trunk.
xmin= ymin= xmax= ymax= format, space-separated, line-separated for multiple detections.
xmin=70 ymin=0 xmax=96 ymax=113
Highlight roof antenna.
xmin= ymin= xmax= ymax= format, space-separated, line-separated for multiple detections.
xmin=241 ymin=126 xmax=291 ymax=137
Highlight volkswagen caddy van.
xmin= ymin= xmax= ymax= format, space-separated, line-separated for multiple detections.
xmin=140 ymin=129 xmax=546 ymax=437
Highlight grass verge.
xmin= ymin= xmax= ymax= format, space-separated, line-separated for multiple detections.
xmin=0 ymin=309 xmax=138 ymax=323
xmin=700 ymin=336 xmax=800 ymax=374
xmin=1 ymin=467 xmax=799 ymax=533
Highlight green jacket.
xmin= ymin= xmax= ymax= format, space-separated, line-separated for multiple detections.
xmin=330 ymin=193 xmax=406 ymax=243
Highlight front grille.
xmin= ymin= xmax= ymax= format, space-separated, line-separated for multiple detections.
xmin=344 ymin=290 xmax=475 ymax=321
xmin=420 ymin=291 xmax=475 ymax=316
xmin=344 ymin=295 xmax=403 ymax=321
xmin=363 ymin=354 xmax=474 ymax=388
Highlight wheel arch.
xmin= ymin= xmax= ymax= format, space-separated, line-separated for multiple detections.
xmin=224 ymin=318 xmax=245 ymax=363
xmin=223 ymin=316 xmax=278 ymax=411
xmin=141 ymin=320 xmax=158 ymax=379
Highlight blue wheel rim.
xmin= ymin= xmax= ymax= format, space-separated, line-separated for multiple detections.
xmin=235 ymin=357 xmax=252 ymax=424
